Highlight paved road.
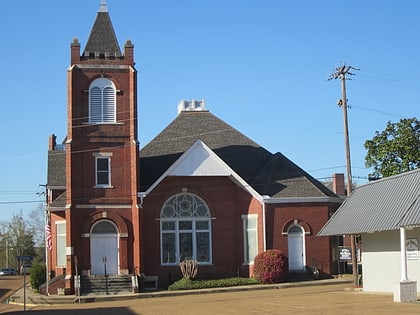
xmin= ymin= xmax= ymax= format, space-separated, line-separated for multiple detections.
xmin=1 ymin=282 xmax=420 ymax=314
xmin=0 ymin=275 xmax=24 ymax=301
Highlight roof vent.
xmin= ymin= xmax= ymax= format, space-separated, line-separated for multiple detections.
xmin=178 ymin=99 xmax=205 ymax=114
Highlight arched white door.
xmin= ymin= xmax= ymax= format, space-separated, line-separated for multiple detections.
xmin=90 ymin=220 xmax=119 ymax=275
xmin=287 ymin=225 xmax=305 ymax=271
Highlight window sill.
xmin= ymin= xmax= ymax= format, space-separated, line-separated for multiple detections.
xmin=161 ymin=262 xmax=213 ymax=267
xmin=85 ymin=122 xmax=123 ymax=125
xmin=94 ymin=185 xmax=114 ymax=189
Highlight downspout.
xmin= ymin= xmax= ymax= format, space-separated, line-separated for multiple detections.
xmin=262 ymin=196 xmax=270 ymax=252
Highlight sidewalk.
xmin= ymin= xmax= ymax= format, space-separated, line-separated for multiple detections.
xmin=9 ymin=276 xmax=353 ymax=306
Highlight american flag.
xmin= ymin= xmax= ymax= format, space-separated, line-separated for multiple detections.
xmin=45 ymin=221 xmax=52 ymax=251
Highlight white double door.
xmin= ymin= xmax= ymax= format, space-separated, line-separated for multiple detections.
xmin=90 ymin=234 xmax=119 ymax=275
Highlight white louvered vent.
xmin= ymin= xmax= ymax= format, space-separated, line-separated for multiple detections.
xmin=178 ymin=99 xmax=205 ymax=114
xmin=88 ymin=78 xmax=116 ymax=123
xmin=89 ymin=87 xmax=102 ymax=123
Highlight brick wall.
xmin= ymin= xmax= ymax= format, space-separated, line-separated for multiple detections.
xmin=141 ymin=176 xmax=263 ymax=288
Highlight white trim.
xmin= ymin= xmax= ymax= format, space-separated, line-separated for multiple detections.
xmin=89 ymin=78 xmax=116 ymax=124
xmin=95 ymin=155 xmax=111 ymax=187
xmin=242 ymin=214 xmax=258 ymax=265
xmin=47 ymin=186 xmax=66 ymax=190
xmin=90 ymin=220 xmax=120 ymax=275
xmin=263 ymin=197 xmax=343 ymax=204
xmin=93 ymin=152 xmax=113 ymax=157
xmin=160 ymin=193 xmax=212 ymax=265
xmin=56 ymin=221 xmax=67 ymax=267
xmin=262 ymin=196 xmax=269 ymax=251
xmin=287 ymin=224 xmax=306 ymax=271
xmin=75 ymin=204 xmax=133 ymax=209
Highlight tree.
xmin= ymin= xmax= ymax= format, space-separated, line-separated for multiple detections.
xmin=27 ymin=204 xmax=46 ymax=265
xmin=0 ymin=211 xmax=36 ymax=270
xmin=364 ymin=117 xmax=420 ymax=179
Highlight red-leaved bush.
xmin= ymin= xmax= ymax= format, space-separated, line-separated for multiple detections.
xmin=253 ymin=249 xmax=288 ymax=284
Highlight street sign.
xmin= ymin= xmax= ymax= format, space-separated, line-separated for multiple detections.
xmin=17 ymin=256 xmax=33 ymax=262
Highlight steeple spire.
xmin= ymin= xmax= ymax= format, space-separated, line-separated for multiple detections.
xmin=83 ymin=0 xmax=121 ymax=57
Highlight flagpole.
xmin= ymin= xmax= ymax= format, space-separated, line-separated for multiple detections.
xmin=45 ymin=210 xmax=50 ymax=296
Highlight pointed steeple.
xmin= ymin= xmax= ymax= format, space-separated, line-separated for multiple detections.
xmin=83 ymin=0 xmax=121 ymax=57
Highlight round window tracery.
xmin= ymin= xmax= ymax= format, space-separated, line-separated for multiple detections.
xmin=161 ymin=193 xmax=210 ymax=218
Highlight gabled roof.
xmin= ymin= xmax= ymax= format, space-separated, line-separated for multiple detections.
xmin=83 ymin=1 xmax=121 ymax=56
xmin=144 ymin=139 xmax=261 ymax=200
xmin=140 ymin=110 xmax=339 ymax=200
xmin=318 ymin=169 xmax=420 ymax=236
xmin=140 ymin=110 xmax=270 ymax=191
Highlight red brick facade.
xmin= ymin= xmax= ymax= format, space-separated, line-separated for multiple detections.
xmin=48 ymin=38 xmax=140 ymax=292
xmin=265 ymin=202 xmax=340 ymax=277
xmin=141 ymin=176 xmax=264 ymax=288
xmin=46 ymin=4 xmax=342 ymax=294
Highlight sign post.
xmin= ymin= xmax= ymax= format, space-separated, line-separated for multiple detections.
xmin=338 ymin=246 xmax=352 ymax=277
xmin=17 ymin=255 xmax=33 ymax=311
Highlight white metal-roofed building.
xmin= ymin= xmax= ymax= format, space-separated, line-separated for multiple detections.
xmin=318 ymin=169 xmax=420 ymax=302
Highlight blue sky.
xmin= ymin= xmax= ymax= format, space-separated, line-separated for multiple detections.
xmin=0 ymin=0 xmax=418 ymax=220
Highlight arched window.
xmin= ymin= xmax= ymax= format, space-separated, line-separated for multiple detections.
xmin=160 ymin=193 xmax=212 ymax=265
xmin=89 ymin=78 xmax=116 ymax=123
xmin=91 ymin=220 xmax=118 ymax=234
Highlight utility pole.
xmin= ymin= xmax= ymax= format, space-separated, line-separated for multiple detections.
xmin=328 ymin=64 xmax=359 ymax=287
xmin=38 ymin=184 xmax=50 ymax=296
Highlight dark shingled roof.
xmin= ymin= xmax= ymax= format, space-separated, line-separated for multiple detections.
xmin=253 ymin=152 xmax=337 ymax=198
xmin=83 ymin=7 xmax=121 ymax=56
xmin=140 ymin=110 xmax=337 ymax=199
xmin=47 ymin=150 xmax=66 ymax=187
xmin=50 ymin=192 xmax=66 ymax=208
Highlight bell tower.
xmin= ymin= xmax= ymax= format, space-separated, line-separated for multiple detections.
xmin=64 ymin=0 xmax=140 ymax=291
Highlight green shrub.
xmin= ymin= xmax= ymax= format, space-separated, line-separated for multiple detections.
xmin=253 ymin=249 xmax=288 ymax=284
xmin=30 ymin=263 xmax=46 ymax=291
xmin=168 ymin=277 xmax=259 ymax=291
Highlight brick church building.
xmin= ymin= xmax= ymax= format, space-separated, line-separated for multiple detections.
xmin=46 ymin=1 xmax=343 ymax=294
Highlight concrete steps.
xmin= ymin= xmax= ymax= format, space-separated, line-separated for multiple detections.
xmin=81 ymin=275 xmax=133 ymax=295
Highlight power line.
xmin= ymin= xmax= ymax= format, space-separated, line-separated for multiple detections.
xmin=349 ymin=104 xmax=405 ymax=118
xmin=0 ymin=200 xmax=42 ymax=205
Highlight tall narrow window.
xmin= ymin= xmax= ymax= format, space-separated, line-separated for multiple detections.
xmin=242 ymin=214 xmax=258 ymax=264
xmin=94 ymin=153 xmax=112 ymax=187
xmin=89 ymin=78 xmax=116 ymax=123
xmin=160 ymin=193 xmax=212 ymax=265
xmin=56 ymin=221 xmax=66 ymax=267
